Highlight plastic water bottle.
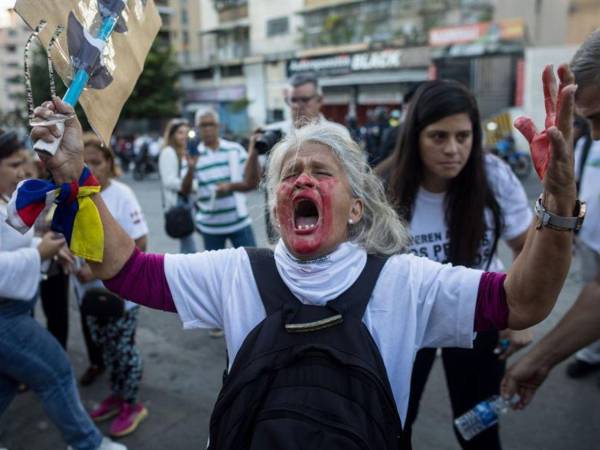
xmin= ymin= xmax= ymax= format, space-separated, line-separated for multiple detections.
xmin=454 ymin=395 xmax=516 ymax=441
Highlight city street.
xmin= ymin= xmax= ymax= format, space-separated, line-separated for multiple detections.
xmin=1 ymin=169 xmax=598 ymax=450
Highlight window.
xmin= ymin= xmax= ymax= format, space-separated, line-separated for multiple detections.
xmin=267 ymin=109 xmax=284 ymax=123
xmin=221 ymin=64 xmax=243 ymax=77
xmin=193 ymin=68 xmax=214 ymax=80
xmin=181 ymin=9 xmax=188 ymax=25
xmin=267 ymin=17 xmax=289 ymax=37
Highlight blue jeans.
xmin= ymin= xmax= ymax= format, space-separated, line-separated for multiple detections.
xmin=179 ymin=232 xmax=197 ymax=254
xmin=0 ymin=298 xmax=103 ymax=450
xmin=201 ymin=224 xmax=257 ymax=251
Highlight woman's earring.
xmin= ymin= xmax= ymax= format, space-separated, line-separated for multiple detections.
xmin=348 ymin=219 xmax=354 ymax=224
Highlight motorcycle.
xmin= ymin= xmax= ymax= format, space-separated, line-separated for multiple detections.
xmin=490 ymin=136 xmax=531 ymax=179
xmin=132 ymin=137 xmax=159 ymax=181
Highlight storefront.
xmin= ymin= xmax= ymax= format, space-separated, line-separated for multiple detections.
xmin=287 ymin=47 xmax=430 ymax=125
xmin=429 ymin=18 xmax=526 ymax=119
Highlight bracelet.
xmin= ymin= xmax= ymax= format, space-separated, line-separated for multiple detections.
xmin=534 ymin=194 xmax=586 ymax=232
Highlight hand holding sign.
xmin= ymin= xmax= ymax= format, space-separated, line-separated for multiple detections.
xmin=30 ymin=97 xmax=84 ymax=184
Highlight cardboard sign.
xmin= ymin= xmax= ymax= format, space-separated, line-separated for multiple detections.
xmin=15 ymin=0 xmax=161 ymax=145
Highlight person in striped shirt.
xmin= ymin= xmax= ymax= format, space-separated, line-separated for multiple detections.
xmin=188 ymin=108 xmax=260 ymax=252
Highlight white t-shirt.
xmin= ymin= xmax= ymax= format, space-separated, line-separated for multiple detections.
xmin=409 ymin=154 xmax=532 ymax=271
xmin=577 ymin=139 xmax=600 ymax=254
xmin=164 ymin=245 xmax=482 ymax=424
xmin=73 ymin=180 xmax=149 ymax=310
xmin=185 ymin=139 xmax=251 ymax=235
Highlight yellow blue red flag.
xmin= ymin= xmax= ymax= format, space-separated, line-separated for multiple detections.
xmin=7 ymin=167 xmax=104 ymax=262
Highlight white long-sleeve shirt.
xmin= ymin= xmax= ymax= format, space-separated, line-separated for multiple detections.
xmin=159 ymin=146 xmax=196 ymax=210
xmin=0 ymin=248 xmax=40 ymax=300
xmin=1 ymin=201 xmax=41 ymax=301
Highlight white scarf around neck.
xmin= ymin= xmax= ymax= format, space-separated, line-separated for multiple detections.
xmin=274 ymin=240 xmax=367 ymax=305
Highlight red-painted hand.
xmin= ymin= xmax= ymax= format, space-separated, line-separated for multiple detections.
xmin=514 ymin=64 xmax=574 ymax=180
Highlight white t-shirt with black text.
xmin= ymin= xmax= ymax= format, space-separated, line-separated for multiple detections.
xmin=408 ymin=154 xmax=532 ymax=271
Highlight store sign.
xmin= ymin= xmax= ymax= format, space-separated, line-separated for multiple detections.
xmin=184 ymin=85 xmax=246 ymax=102
xmin=288 ymin=48 xmax=419 ymax=77
xmin=289 ymin=55 xmax=351 ymax=75
xmin=429 ymin=18 xmax=525 ymax=47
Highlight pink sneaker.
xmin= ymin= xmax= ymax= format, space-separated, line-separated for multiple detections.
xmin=90 ymin=395 xmax=123 ymax=422
xmin=109 ymin=403 xmax=148 ymax=437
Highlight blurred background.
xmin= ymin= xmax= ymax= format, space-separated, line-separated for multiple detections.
xmin=0 ymin=0 xmax=598 ymax=148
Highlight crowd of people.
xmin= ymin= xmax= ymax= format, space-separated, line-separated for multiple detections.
xmin=1 ymin=28 xmax=599 ymax=450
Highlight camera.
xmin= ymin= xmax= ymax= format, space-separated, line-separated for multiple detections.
xmin=255 ymin=129 xmax=283 ymax=154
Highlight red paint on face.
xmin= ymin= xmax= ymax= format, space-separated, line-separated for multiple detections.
xmin=276 ymin=175 xmax=337 ymax=255
xmin=275 ymin=143 xmax=358 ymax=259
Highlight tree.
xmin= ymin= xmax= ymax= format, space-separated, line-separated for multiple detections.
xmin=120 ymin=41 xmax=181 ymax=120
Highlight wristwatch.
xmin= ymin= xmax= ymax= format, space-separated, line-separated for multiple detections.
xmin=534 ymin=195 xmax=586 ymax=231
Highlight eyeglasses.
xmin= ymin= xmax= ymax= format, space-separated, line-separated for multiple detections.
xmin=285 ymin=95 xmax=318 ymax=105
xmin=199 ymin=122 xmax=218 ymax=128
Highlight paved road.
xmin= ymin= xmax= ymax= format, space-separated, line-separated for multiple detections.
xmin=1 ymin=169 xmax=598 ymax=449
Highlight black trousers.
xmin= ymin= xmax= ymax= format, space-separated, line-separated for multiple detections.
xmin=39 ymin=271 xmax=70 ymax=349
xmin=406 ymin=330 xmax=505 ymax=450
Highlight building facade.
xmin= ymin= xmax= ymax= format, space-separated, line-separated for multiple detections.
xmin=180 ymin=0 xmax=506 ymax=135
xmin=0 ymin=8 xmax=32 ymax=123
xmin=566 ymin=0 xmax=600 ymax=44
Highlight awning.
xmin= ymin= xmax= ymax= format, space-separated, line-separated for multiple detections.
xmin=202 ymin=19 xmax=250 ymax=34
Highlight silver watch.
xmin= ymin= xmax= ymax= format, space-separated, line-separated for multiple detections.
xmin=534 ymin=195 xmax=586 ymax=231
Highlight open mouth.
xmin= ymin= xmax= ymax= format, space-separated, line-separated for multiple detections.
xmin=294 ymin=198 xmax=320 ymax=232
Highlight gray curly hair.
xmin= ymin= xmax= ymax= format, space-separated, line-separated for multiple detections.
xmin=571 ymin=29 xmax=600 ymax=89
xmin=265 ymin=122 xmax=409 ymax=255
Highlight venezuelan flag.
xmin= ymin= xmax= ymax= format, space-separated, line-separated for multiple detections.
xmin=6 ymin=167 xmax=104 ymax=262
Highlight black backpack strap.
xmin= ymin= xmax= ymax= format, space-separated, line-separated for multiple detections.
xmin=245 ymin=247 xmax=298 ymax=315
xmin=327 ymin=254 xmax=388 ymax=320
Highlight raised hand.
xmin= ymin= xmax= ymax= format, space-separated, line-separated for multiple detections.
xmin=514 ymin=65 xmax=576 ymax=180
xmin=514 ymin=64 xmax=577 ymax=213
xmin=30 ymin=97 xmax=84 ymax=184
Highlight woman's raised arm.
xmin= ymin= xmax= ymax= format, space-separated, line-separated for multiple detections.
xmin=503 ymin=65 xmax=579 ymax=329
xmin=30 ymin=97 xmax=135 ymax=279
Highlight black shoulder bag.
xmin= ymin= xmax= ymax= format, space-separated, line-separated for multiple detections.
xmin=163 ymin=153 xmax=195 ymax=239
